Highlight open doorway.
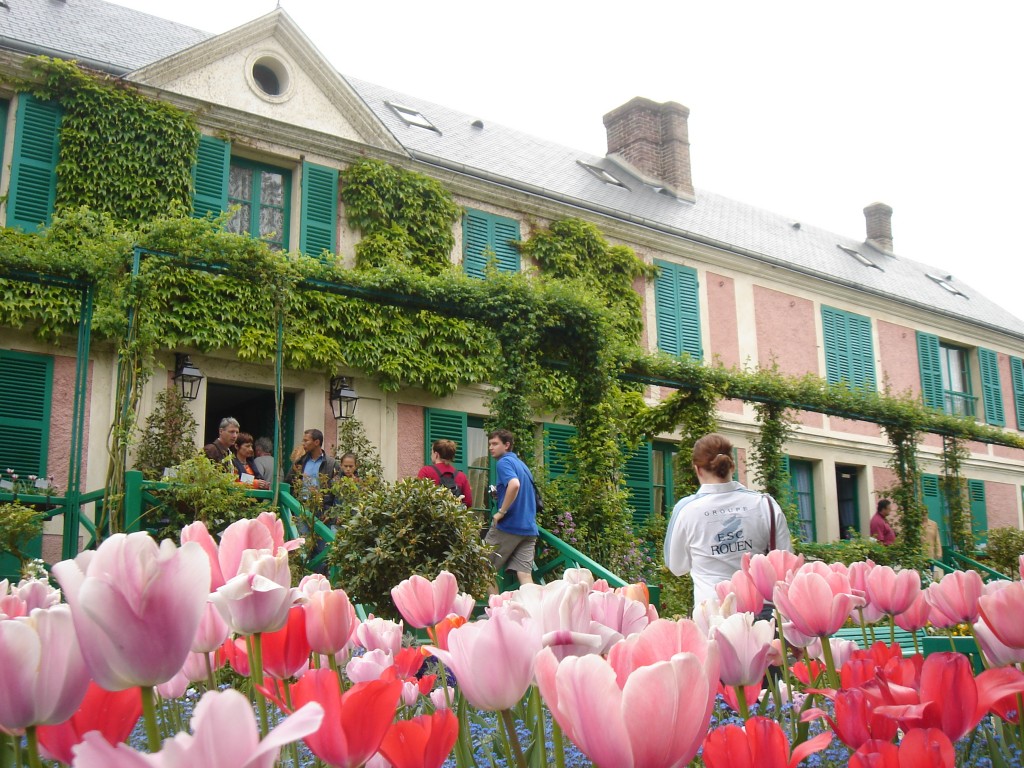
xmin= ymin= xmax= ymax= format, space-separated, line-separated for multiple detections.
xmin=204 ymin=383 xmax=296 ymax=464
xmin=835 ymin=465 xmax=860 ymax=539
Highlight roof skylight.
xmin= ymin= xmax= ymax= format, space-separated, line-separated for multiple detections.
xmin=837 ymin=244 xmax=883 ymax=271
xmin=578 ymin=161 xmax=627 ymax=188
xmin=386 ymin=102 xmax=439 ymax=133
xmin=926 ymin=274 xmax=968 ymax=298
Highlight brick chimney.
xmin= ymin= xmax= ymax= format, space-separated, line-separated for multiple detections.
xmin=863 ymin=202 xmax=894 ymax=253
xmin=603 ymin=97 xmax=693 ymax=198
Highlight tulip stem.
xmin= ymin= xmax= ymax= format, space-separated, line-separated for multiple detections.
xmin=248 ymin=633 xmax=269 ymax=738
xmin=22 ymin=728 xmax=40 ymax=768
xmin=774 ymin=609 xmax=798 ymax=741
xmin=0 ymin=732 xmax=13 ymax=768
xmin=499 ymin=708 xmax=527 ymax=768
xmin=552 ymin=714 xmax=566 ymax=768
xmin=140 ymin=686 xmax=162 ymax=753
xmin=1016 ymin=693 xmax=1024 ymax=750
xmin=819 ymin=634 xmax=840 ymax=690
xmin=857 ymin=607 xmax=869 ymax=648
xmin=734 ymin=685 xmax=751 ymax=721
xmin=204 ymin=651 xmax=216 ymax=692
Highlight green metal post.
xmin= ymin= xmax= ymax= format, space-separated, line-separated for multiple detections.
xmin=273 ymin=306 xmax=284 ymax=507
xmin=62 ymin=284 xmax=94 ymax=559
xmin=123 ymin=470 xmax=144 ymax=532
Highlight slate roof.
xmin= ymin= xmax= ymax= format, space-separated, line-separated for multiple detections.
xmin=0 ymin=0 xmax=211 ymax=73
xmin=347 ymin=77 xmax=1024 ymax=339
xmin=2 ymin=0 xmax=1021 ymax=338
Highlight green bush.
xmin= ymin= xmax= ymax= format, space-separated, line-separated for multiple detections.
xmin=986 ymin=527 xmax=1024 ymax=579
xmin=329 ymin=477 xmax=493 ymax=618
xmin=797 ymin=536 xmax=901 ymax=567
xmin=0 ymin=502 xmax=44 ymax=569
xmin=147 ymin=456 xmax=272 ymax=540
xmin=133 ymin=388 xmax=199 ymax=480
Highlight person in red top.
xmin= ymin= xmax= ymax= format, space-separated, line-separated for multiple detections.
xmin=417 ymin=439 xmax=472 ymax=506
xmin=870 ymin=498 xmax=896 ymax=546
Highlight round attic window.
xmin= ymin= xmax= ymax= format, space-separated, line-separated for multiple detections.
xmin=246 ymin=54 xmax=292 ymax=102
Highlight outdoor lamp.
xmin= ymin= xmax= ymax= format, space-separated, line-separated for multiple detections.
xmin=173 ymin=354 xmax=204 ymax=401
xmin=329 ymin=375 xmax=358 ymax=420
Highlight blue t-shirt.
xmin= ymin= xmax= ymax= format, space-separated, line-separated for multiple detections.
xmin=495 ymin=452 xmax=538 ymax=536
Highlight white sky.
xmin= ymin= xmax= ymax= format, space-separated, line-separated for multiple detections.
xmin=117 ymin=0 xmax=1024 ymax=323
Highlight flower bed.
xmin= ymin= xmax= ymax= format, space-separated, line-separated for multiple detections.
xmin=2 ymin=515 xmax=1023 ymax=767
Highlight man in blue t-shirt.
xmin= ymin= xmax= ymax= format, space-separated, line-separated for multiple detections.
xmin=485 ymin=429 xmax=539 ymax=592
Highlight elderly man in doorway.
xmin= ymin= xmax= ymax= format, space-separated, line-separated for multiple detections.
xmin=204 ymin=417 xmax=239 ymax=465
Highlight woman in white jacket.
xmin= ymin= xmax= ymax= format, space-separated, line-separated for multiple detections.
xmin=664 ymin=433 xmax=792 ymax=609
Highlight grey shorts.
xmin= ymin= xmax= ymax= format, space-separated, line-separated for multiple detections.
xmin=484 ymin=526 xmax=537 ymax=574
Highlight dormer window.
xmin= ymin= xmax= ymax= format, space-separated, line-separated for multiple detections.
xmin=578 ymin=161 xmax=627 ymax=188
xmin=837 ymin=244 xmax=883 ymax=271
xmin=387 ymin=102 xmax=439 ymax=132
xmin=927 ymin=274 xmax=968 ymax=298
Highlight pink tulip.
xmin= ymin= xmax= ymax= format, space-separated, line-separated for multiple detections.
xmin=180 ymin=521 xmax=226 ymax=590
xmin=500 ymin=580 xmax=591 ymax=639
xmin=713 ymin=612 xmax=776 ymax=687
xmin=72 ymin=688 xmax=323 ymax=768
xmin=346 ymin=649 xmax=395 ymax=683
xmin=562 ymin=568 xmax=595 ymax=588
xmin=157 ymin=669 xmax=190 ymax=699
xmin=356 ymin=616 xmax=404 ymax=656
xmin=391 ymin=571 xmax=459 ymax=629
xmin=298 ymin=573 xmax=332 ymax=596
xmin=714 ymin=569 xmax=764 ymax=615
xmin=773 ymin=566 xmax=864 ymax=638
xmin=974 ymin=615 xmax=1024 ymax=667
xmin=211 ymin=548 xmax=298 ymax=636
xmin=536 ymin=644 xmax=718 ymax=768
xmin=894 ymin=592 xmax=931 ymax=633
xmin=426 ymin=612 xmax=540 ymax=711
xmin=192 ymin=600 xmax=230 ymax=654
xmin=924 ymin=570 xmax=983 ymax=626
xmin=692 ymin=593 xmax=737 ymax=637
xmin=847 ymin=560 xmax=875 ymax=595
xmin=866 ymin=566 xmax=920 ymax=616
xmin=53 ymin=532 xmax=210 ymax=690
xmin=978 ymin=580 xmax=1024 ymax=650
xmin=0 ymin=605 xmax=90 ymax=730
xmin=306 ymin=588 xmax=359 ymax=656
xmin=429 ymin=686 xmax=454 ymax=710
xmin=607 ymin=618 xmax=715 ymax=687
xmin=1019 ymin=554 xmax=1023 ymax=581
xmin=588 ymin=589 xmax=653 ymax=639
xmin=452 ymin=592 xmax=475 ymax=620
xmin=743 ymin=550 xmax=805 ymax=603
xmin=0 ymin=577 xmax=61 ymax=619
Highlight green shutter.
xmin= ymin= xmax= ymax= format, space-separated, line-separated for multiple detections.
xmin=967 ymin=478 xmax=987 ymax=548
xmin=0 ymin=350 xmax=53 ymax=476
xmin=654 ymin=260 xmax=702 ymax=360
xmin=1010 ymin=357 xmax=1024 ymax=430
xmin=8 ymin=95 xmax=61 ymax=233
xmin=920 ymin=473 xmax=949 ymax=549
xmin=821 ymin=306 xmax=875 ymax=389
xmin=978 ymin=348 xmax=1005 ymax=426
xmin=191 ymin=134 xmax=229 ymax=219
xmin=543 ymin=423 xmax=577 ymax=479
xmin=300 ymin=162 xmax=338 ymax=257
xmin=622 ymin=441 xmax=654 ymax=526
xmin=424 ymin=409 xmax=468 ymax=473
xmin=463 ymin=209 xmax=521 ymax=278
xmin=916 ymin=332 xmax=943 ymax=410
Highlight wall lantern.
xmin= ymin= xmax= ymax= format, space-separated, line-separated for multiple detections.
xmin=329 ymin=375 xmax=359 ymax=420
xmin=173 ymin=354 xmax=204 ymax=401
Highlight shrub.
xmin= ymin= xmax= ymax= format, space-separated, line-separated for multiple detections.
xmin=329 ymin=477 xmax=493 ymax=618
xmin=986 ymin=527 xmax=1024 ymax=579
xmin=797 ymin=536 xmax=901 ymax=567
xmin=0 ymin=502 xmax=44 ymax=569
xmin=134 ymin=388 xmax=199 ymax=480
xmin=146 ymin=456 xmax=272 ymax=540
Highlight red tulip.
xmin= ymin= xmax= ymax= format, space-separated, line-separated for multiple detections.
xmin=790 ymin=658 xmax=826 ymax=686
xmin=378 ymin=710 xmax=458 ymax=768
xmin=804 ymin=688 xmax=898 ymax=749
xmin=851 ymin=729 xmax=954 ymax=768
xmin=978 ymin=581 xmax=1024 ymax=650
xmin=702 ymin=716 xmax=832 ymax=768
xmin=849 ymin=739 xmax=900 ymax=768
xmin=428 ymin=615 xmax=467 ymax=651
xmin=391 ymin=571 xmax=459 ymax=629
xmin=718 ymin=681 xmax=762 ymax=715
xmin=261 ymin=606 xmax=311 ymax=680
xmin=53 ymin=533 xmax=210 ymax=690
xmin=288 ymin=669 xmax=401 ymax=768
xmin=37 ymin=682 xmax=141 ymax=764
xmin=535 ymin=645 xmax=718 ymax=768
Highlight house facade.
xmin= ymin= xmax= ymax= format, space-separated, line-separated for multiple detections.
xmin=2 ymin=0 xmax=1023 ymax=560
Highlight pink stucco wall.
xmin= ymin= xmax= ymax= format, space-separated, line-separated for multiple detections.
xmin=47 ymin=355 xmax=92 ymax=490
xmin=986 ymin=481 xmax=1019 ymax=529
xmin=397 ymin=403 xmax=425 ymax=479
xmin=993 ymin=444 xmax=1024 ymax=461
xmin=922 ymin=433 xmax=942 ymax=449
xmin=718 ymin=397 xmax=744 ymax=415
xmin=830 ymin=417 xmax=881 ymax=437
xmin=873 ymin=467 xmax=899 ymax=496
xmin=707 ymin=272 xmax=740 ymax=368
xmin=876 ymin=320 xmax=920 ymax=397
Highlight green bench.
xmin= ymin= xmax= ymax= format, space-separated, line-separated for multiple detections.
xmin=831 ymin=625 xmax=983 ymax=674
